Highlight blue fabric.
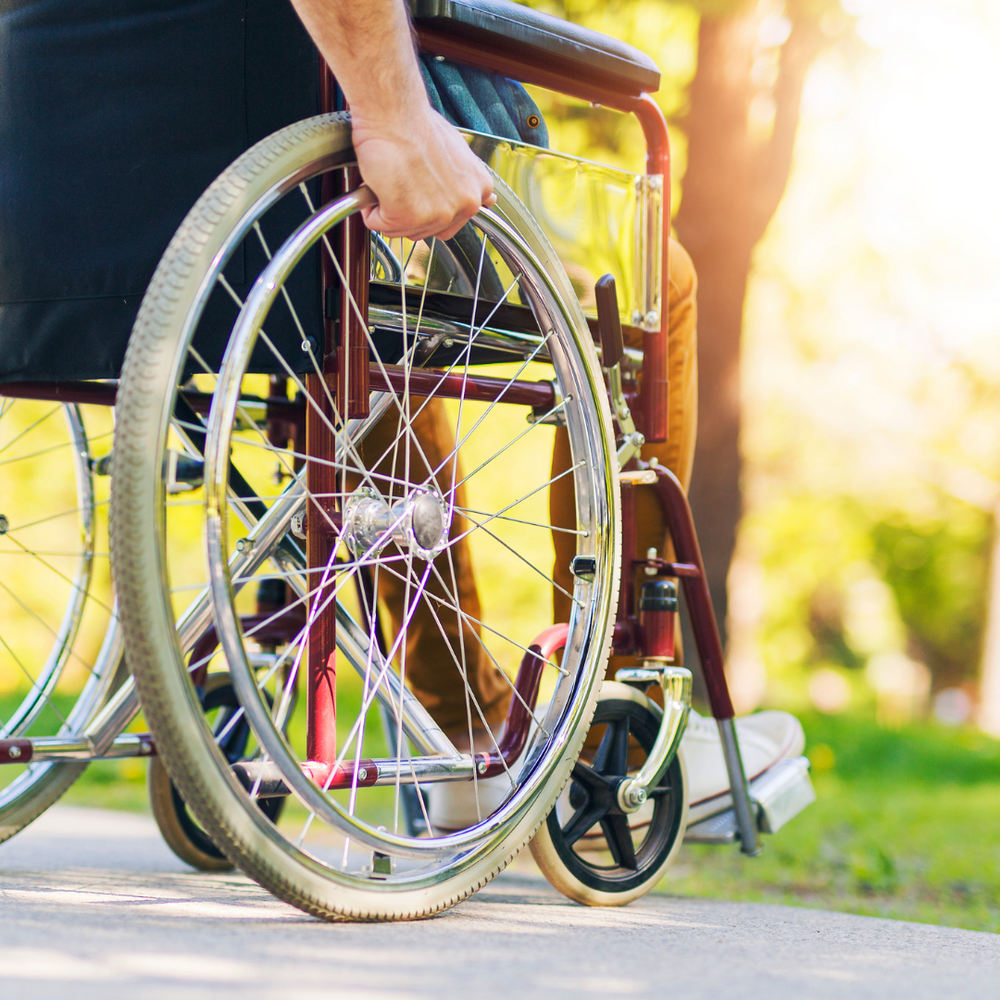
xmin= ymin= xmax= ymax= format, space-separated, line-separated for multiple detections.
xmin=419 ymin=55 xmax=548 ymax=148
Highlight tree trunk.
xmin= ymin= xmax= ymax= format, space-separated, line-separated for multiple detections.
xmin=978 ymin=505 xmax=1000 ymax=736
xmin=675 ymin=7 xmax=821 ymax=654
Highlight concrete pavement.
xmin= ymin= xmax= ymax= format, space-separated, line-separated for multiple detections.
xmin=0 ymin=805 xmax=996 ymax=999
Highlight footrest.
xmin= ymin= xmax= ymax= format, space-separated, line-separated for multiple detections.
xmin=684 ymin=757 xmax=815 ymax=844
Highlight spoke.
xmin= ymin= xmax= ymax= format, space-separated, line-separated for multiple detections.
xmin=452 ymin=508 xmax=583 ymax=610
xmin=446 ymin=390 xmax=566 ymax=492
xmin=591 ymin=723 xmax=617 ymax=775
xmin=0 ymin=440 xmax=75 ymax=467
xmin=0 ymin=550 xmax=105 ymax=558
xmin=0 ymin=500 xmax=107 ymax=535
xmin=453 ymin=507 xmax=587 ymax=536
xmin=571 ymin=761 xmax=613 ymax=790
xmin=561 ymin=801 xmax=606 ymax=848
xmin=0 ymin=578 xmax=97 ymax=675
xmin=448 ymin=460 xmax=584 ymax=547
xmin=297 ymin=186 xmax=438 ymax=493
xmin=0 ymin=632 xmax=71 ymax=731
xmin=418 ymin=557 xmax=553 ymax=741
xmin=417 ymin=560 xmax=565 ymax=678
xmin=607 ymin=717 xmax=631 ymax=777
xmin=227 ymin=432 xmax=416 ymax=494
xmin=361 ymin=266 xmax=523 ymax=487
xmin=600 ymin=814 xmax=638 ymax=870
xmin=0 ymin=405 xmax=61 ymax=457
xmin=2 ymin=534 xmax=113 ymax=618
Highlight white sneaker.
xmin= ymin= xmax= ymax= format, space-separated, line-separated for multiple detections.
xmin=426 ymin=770 xmax=514 ymax=831
xmin=681 ymin=710 xmax=805 ymax=805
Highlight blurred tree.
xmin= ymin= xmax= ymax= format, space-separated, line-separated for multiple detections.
xmin=529 ymin=0 xmax=847 ymax=647
xmin=675 ymin=0 xmax=842 ymax=646
xmin=870 ymin=502 xmax=992 ymax=693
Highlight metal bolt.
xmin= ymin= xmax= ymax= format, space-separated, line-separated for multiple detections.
xmin=442 ymin=338 xmax=454 ymax=349
xmin=621 ymin=784 xmax=646 ymax=809
xmin=644 ymin=310 xmax=660 ymax=329
xmin=0 ymin=514 xmax=8 ymax=535
xmin=8 ymin=746 xmax=21 ymax=759
xmin=236 ymin=538 xmax=254 ymax=554
xmin=291 ymin=511 xmax=307 ymax=540
xmin=633 ymin=432 xmax=645 ymax=447
xmin=357 ymin=768 xmax=368 ymax=781
xmin=647 ymin=175 xmax=662 ymax=192
xmin=477 ymin=759 xmax=488 ymax=774
xmin=618 ymin=403 xmax=631 ymax=421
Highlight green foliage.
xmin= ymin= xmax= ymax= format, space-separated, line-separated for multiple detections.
xmin=664 ymin=713 xmax=1000 ymax=932
xmin=803 ymin=710 xmax=1000 ymax=785
xmin=871 ymin=501 xmax=992 ymax=688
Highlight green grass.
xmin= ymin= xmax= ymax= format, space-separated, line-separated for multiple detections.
xmin=662 ymin=712 xmax=1000 ymax=933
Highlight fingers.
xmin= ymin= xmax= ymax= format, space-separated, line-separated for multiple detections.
xmin=352 ymin=110 xmax=496 ymax=243
xmin=360 ymin=173 xmax=494 ymax=242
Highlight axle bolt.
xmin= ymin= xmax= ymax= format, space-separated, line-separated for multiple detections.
xmin=477 ymin=759 xmax=488 ymax=774
xmin=624 ymin=786 xmax=646 ymax=808
xmin=8 ymin=746 xmax=21 ymax=759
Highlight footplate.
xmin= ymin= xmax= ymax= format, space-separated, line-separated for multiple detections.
xmin=684 ymin=756 xmax=815 ymax=843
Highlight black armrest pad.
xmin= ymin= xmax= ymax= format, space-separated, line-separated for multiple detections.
xmin=411 ymin=0 xmax=660 ymax=96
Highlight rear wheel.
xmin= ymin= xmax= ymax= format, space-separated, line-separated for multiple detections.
xmin=112 ymin=114 xmax=620 ymax=920
xmin=148 ymin=671 xmax=285 ymax=871
xmin=0 ymin=398 xmax=120 ymax=841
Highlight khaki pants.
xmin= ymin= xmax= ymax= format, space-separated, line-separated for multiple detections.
xmin=369 ymin=239 xmax=697 ymax=732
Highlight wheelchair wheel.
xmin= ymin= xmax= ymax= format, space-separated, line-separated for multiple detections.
xmin=531 ymin=681 xmax=688 ymax=906
xmin=0 ymin=398 xmax=121 ymax=840
xmin=111 ymin=113 xmax=620 ymax=920
xmin=148 ymin=671 xmax=284 ymax=871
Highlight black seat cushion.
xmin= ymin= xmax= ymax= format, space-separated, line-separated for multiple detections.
xmin=410 ymin=0 xmax=660 ymax=97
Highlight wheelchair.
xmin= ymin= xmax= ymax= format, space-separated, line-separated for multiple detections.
xmin=0 ymin=0 xmax=814 ymax=919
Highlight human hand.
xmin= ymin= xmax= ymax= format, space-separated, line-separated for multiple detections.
xmin=350 ymin=105 xmax=496 ymax=242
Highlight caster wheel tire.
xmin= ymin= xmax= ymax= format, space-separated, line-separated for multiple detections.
xmin=531 ymin=681 xmax=688 ymax=906
xmin=149 ymin=672 xmax=283 ymax=871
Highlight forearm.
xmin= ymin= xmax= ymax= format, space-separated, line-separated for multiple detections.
xmin=289 ymin=0 xmax=427 ymax=126
xmin=287 ymin=0 xmax=493 ymax=240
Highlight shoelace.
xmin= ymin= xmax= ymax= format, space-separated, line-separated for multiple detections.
xmin=683 ymin=710 xmax=719 ymax=739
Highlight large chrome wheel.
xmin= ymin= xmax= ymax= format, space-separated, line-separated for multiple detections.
xmin=111 ymin=114 xmax=620 ymax=919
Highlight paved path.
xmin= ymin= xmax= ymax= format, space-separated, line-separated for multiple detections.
xmin=0 ymin=805 xmax=996 ymax=999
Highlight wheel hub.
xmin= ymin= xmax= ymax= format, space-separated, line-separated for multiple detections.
xmin=342 ymin=486 xmax=450 ymax=561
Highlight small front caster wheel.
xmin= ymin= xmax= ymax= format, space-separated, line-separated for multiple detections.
xmin=148 ymin=672 xmax=284 ymax=871
xmin=531 ymin=681 xmax=688 ymax=906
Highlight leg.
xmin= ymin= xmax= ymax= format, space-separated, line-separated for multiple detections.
xmin=356 ymin=397 xmax=511 ymax=735
xmin=550 ymin=238 xmax=698 ymax=662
